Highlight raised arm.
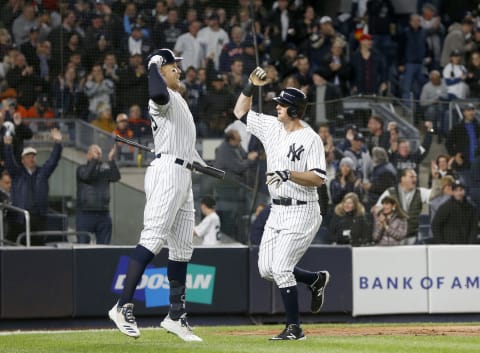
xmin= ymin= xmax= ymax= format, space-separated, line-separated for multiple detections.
xmin=233 ymin=67 xmax=270 ymax=120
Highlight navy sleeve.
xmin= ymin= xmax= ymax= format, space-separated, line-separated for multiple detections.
xmin=148 ymin=63 xmax=169 ymax=105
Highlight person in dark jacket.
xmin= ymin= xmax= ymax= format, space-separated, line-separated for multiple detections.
xmin=4 ymin=128 xmax=62 ymax=244
xmin=363 ymin=147 xmax=397 ymax=209
xmin=432 ymin=180 xmax=478 ymax=244
xmin=446 ymin=103 xmax=480 ymax=169
xmin=328 ymin=192 xmax=371 ymax=246
xmin=76 ymin=144 xmax=120 ymax=244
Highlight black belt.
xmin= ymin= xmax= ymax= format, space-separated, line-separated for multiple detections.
xmin=156 ymin=153 xmax=193 ymax=170
xmin=272 ymin=198 xmax=307 ymax=206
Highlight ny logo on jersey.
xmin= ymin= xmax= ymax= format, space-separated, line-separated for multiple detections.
xmin=287 ymin=143 xmax=305 ymax=162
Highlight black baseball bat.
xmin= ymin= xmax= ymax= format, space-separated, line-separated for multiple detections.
xmin=114 ymin=135 xmax=226 ymax=179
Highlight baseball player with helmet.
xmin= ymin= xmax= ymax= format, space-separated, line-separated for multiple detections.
xmin=234 ymin=67 xmax=331 ymax=340
xmin=109 ymin=48 xmax=205 ymax=342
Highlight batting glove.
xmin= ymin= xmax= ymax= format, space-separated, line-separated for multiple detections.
xmin=148 ymin=54 xmax=164 ymax=70
xmin=266 ymin=170 xmax=291 ymax=188
xmin=249 ymin=66 xmax=269 ymax=86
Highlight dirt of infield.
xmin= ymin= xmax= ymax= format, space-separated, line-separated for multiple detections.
xmin=224 ymin=325 xmax=480 ymax=337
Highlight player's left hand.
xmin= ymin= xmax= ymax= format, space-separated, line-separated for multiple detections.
xmin=266 ymin=170 xmax=291 ymax=188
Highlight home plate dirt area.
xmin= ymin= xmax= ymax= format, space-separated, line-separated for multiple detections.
xmin=222 ymin=325 xmax=480 ymax=337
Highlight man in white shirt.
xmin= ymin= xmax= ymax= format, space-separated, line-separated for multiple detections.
xmin=174 ymin=20 xmax=203 ymax=70
xmin=194 ymin=196 xmax=221 ymax=245
xmin=197 ymin=13 xmax=229 ymax=71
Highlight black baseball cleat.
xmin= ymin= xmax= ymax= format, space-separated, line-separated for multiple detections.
xmin=270 ymin=324 xmax=306 ymax=341
xmin=310 ymin=270 xmax=331 ymax=313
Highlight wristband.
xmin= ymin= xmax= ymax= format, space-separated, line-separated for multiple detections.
xmin=242 ymin=81 xmax=254 ymax=97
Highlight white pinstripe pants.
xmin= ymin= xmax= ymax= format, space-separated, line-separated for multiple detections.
xmin=258 ymin=202 xmax=321 ymax=288
xmin=139 ymin=159 xmax=195 ymax=261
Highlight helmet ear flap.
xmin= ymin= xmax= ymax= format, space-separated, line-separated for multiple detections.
xmin=287 ymin=105 xmax=297 ymax=118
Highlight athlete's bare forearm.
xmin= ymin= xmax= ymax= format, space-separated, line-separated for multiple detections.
xmin=290 ymin=170 xmax=324 ymax=187
xmin=233 ymin=93 xmax=252 ymax=119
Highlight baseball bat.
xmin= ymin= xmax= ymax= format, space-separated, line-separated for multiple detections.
xmin=114 ymin=135 xmax=226 ymax=179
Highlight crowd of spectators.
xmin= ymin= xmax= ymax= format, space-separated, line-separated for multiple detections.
xmin=0 ymin=0 xmax=478 ymax=245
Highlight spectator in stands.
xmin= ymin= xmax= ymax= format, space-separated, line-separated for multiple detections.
xmin=420 ymin=3 xmax=444 ymax=70
xmin=197 ymin=13 xmax=229 ymax=71
xmin=442 ymin=49 xmax=469 ymax=99
xmin=420 ymin=70 xmax=449 ymax=140
xmin=372 ymin=195 xmax=408 ymax=246
xmin=239 ymin=39 xmax=258 ymax=76
xmin=219 ymin=25 xmax=244 ymax=73
xmin=32 ymin=40 xmax=52 ymax=89
xmin=329 ymin=192 xmax=371 ymax=246
xmin=365 ymin=0 xmax=396 ymax=69
xmin=91 ymin=102 xmax=115 ymax=133
xmin=265 ymin=0 xmax=294 ymax=62
xmin=11 ymin=3 xmax=37 ymax=46
xmin=306 ymin=69 xmax=342 ymax=127
xmin=174 ymin=20 xmax=203 ymax=70
xmin=154 ymin=7 xmax=183 ymax=50
xmin=428 ymin=154 xmax=457 ymax=188
xmin=113 ymin=113 xmax=134 ymax=140
xmin=48 ymin=11 xmax=81 ymax=78
xmin=199 ymin=72 xmax=235 ymax=137
xmin=0 ymin=110 xmax=33 ymax=164
xmin=76 ymin=143 xmax=120 ymax=244
xmin=317 ymin=36 xmax=352 ymax=97
xmin=102 ymin=52 xmax=120 ymax=87
xmin=24 ymin=94 xmax=54 ymax=120
xmin=60 ymin=33 xmax=83 ymax=77
xmin=343 ymin=132 xmax=372 ymax=182
xmin=3 ymin=128 xmax=63 ymax=244
xmin=389 ymin=121 xmax=434 ymax=174
xmin=53 ymin=65 xmax=85 ymax=119
xmin=363 ymin=146 xmax=397 ymax=209
xmin=329 ymin=156 xmax=363 ymax=206
xmin=250 ymin=203 xmax=271 ymax=246
xmin=466 ymin=51 xmax=480 ymax=97
xmin=366 ymin=115 xmax=391 ymax=153
xmin=116 ymin=53 xmax=148 ymax=114
xmin=292 ymin=5 xmax=316 ymax=50
xmin=121 ymin=24 xmax=153 ymax=64
xmin=84 ymin=13 xmax=106 ymax=55
xmin=84 ymin=63 xmax=115 ymax=120
xmin=226 ymin=58 xmax=248 ymax=98
xmin=446 ymin=103 xmax=480 ymax=169
xmin=261 ymin=65 xmax=281 ymax=115
xmin=387 ymin=121 xmax=400 ymax=154
xmin=440 ymin=18 xmax=474 ymax=67
xmin=83 ymin=33 xmax=113 ymax=73
xmin=194 ymin=196 xmax=221 ymax=246
xmin=276 ymin=43 xmax=298 ymax=81
xmin=0 ymin=0 xmax=22 ymax=30
xmin=293 ymin=55 xmax=313 ymax=89
xmin=20 ymin=25 xmax=40 ymax=69
xmin=429 ymin=175 xmax=455 ymax=238
xmin=213 ymin=129 xmax=258 ymax=183
xmin=376 ymin=168 xmax=432 ymax=244
xmin=6 ymin=53 xmax=43 ymax=108
xmin=397 ymin=14 xmax=429 ymax=104
xmin=337 ymin=123 xmax=359 ymax=152
xmin=0 ymin=170 xmax=11 ymax=203
xmin=432 ymin=180 xmax=478 ymax=244
xmin=127 ymin=104 xmax=150 ymax=138
xmin=350 ymin=33 xmax=388 ymax=96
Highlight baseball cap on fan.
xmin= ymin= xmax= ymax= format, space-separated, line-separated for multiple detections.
xmin=22 ymin=147 xmax=37 ymax=157
xmin=148 ymin=48 xmax=183 ymax=66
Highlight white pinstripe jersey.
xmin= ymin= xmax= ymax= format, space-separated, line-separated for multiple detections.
xmin=148 ymin=88 xmax=196 ymax=161
xmin=246 ymin=110 xmax=327 ymax=201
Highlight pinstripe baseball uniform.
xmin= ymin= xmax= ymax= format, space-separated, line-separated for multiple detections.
xmin=246 ymin=110 xmax=327 ymax=288
xmin=138 ymin=88 xmax=197 ymax=260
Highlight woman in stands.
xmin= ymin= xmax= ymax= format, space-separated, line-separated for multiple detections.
xmin=372 ymin=195 xmax=408 ymax=246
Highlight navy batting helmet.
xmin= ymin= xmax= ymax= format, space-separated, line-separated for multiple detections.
xmin=147 ymin=48 xmax=183 ymax=66
xmin=272 ymin=87 xmax=307 ymax=118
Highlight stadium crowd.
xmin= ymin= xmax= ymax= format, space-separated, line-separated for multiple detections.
xmin=0 ymin=0 xmax=478 ymax=245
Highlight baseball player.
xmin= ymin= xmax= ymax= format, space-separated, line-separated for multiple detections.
xmin=109 ymin=48 xmax=204 ymax=342
xmin=234 ymin=67 xmax=331 ymax=340
xmin=194 ymin=196 xmax=221 ymax=245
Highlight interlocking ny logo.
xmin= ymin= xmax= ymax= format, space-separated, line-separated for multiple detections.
xmin=287 ymin=143 xmax=305 ymax=162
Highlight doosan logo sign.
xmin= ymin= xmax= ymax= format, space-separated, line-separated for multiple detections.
xmin=111 ymin=256 xmax=216 ymax=307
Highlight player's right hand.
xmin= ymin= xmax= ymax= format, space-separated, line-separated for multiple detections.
xmin=249 ymin=67 xmax=269 ymax=86
xmin=148 ymin=55 xmax=164 ymax=70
